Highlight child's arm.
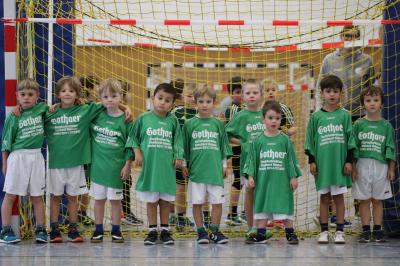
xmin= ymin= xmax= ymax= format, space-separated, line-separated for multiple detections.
xmin=2 ymin=151 xmax=9 ymax=176
xmin=352 ymin=161 xmax=358 ymax=182
xmin=229 ymin=137 xmax=241 ymax=146
xmin=387 ymin=160 xmax=395 ymax=181
xmin=286 ymin=126 xmax=297 ymax=136
xmin=133 ymin=148 xmax=143 ymax=167
xmin=248 ymin=176 xmax=255 ymax=188
xmin=119 ymin=104 xmax=133 ymax=122
xmin=290 ymin=178 xmax=298 ymax=191
xmin=121 ymin=159 xmax=132 ymax=180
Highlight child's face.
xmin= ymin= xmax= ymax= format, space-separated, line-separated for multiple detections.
xmin=17 ymin=88 xmax=38 ymax=109
xmin=321 ymin=87 xmax=341 ymax=107
xmin=58 ymin=84 xmax=78 ymax=107
xmin=153 ymin=90 xmax=175 ymax=115
xmin=242 ymin=84 xmax=262 ymax=108
xmin=231 ymin=88 xmax=242 ymax=104
xmin=363 ymin=94 xmax=382 ymax=114
xmin=264 ymin=85 xmax=278 ymax=100
xmin=263 ymin=109 xmax=282 ymax=132
xmin=100 ymin=90 xmax=122 ymax=110
xmin=196 ymin=94 xmax=214 ymax=117
xmin=184 ymin=90 xmax=195 ymax=107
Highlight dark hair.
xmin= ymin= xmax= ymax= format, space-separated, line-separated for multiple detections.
xmin=319 ymin=75 xmax=343 ymax=91
xmin=79 ymin=75 xmax=99 ymax=98
xmin=340 ymin=25 xmax=361 ymax=39
xmin=360 ymin=86 xmax=384 ymax=106
xmin=170 ymin=79 xmax=184 ymax=97
xmin=262 ymin=100 xmax=282 ymax=117
xmin=56 ymin=76 xmax=82 ymax=98
xmin=154 ymin=83 xmax=177 ymax=101
xmin=227 ymin=76 xmax=244 ymax=94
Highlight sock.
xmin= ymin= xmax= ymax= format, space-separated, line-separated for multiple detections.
xmin=160 ymin=224 xmax=169 ymax=231
xmin=210 ymin=224 xmax=219 ymax=233
xmin=336 ymin=223 xmax=344 ymax=232
xmin=362 ymin=225 xmax=371 ymax=232
xmin=320 ymin=223 xmax=328 ymax=232
xmin=373 ymin=225 xmax=382 ymax=231
xmin=285 ymin=228 xmax=294 ymax=235
xmin=230 ymin=206 xmax=238 ymax=218
xmin=257 ymin=228 xmax=266 ymax=236
xmin=1 ymin=225 xmax=11 ymax=231
xmin=95 ymin=224 xmax=104 ymax=232
xmin=149 ymin=224 xmax=157 ymax=232
xmin=197 ymin=227 xmax=206 ymax=233
xmin=111 ymin=224 xmax=120 ymax=233
xmin=50 ymin=222 xmax=58 ymax=231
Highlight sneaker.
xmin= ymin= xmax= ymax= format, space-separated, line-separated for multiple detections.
xmin=49 ymin=228 xmax=63 ymax=243
xmin=197 ymin=231 xmax=209 ymax=244
xmin=372 ymin=230 xmax=386 ymax=243
xmin=0 ymin=227 xmax=21 ymax=244
xmin=168 ymin=214 xmax=178 ymax=226
xmin=111 ymin=231 xmax=124 ymax=243
xmin=317 ymin=231 xmax=329 ymax=244
xmin=245 ymin=228 xmax=258 ymax=243
xmin=334 ymin=231 xmax=345 ymax=244
xmin=67 ymin=227 xmax=84 ymax=243
xmin=209 ymin=231 xmax=228 ymax=244
xmin=358 ymin=230 xmax=371 ymax=243
xmin=286 ymin=232 xmax=299 ymax=245
xmin=160 ymin=229 xmax=174 ymax=245
xmin=122 ymin=213 xmax=144 ymax=226
xmin=330 ymin=216 xmax=352 ymax=228
xmin=247 ymin=233 xmax=267 ymax=244
xmin=240 ymin=211 xmax=247 ymax=222
xmin=144 ymin=230 xmax=158 ymax=245
xmin=35 ymin=227 xmax=48 ymax=243
xmin=78 ymin=213 xmax=95 ymax=227
xmin=90 ymin=230 xmax=104 ymax=243
xmin=225 ymin=214 xmax=244 ymax=226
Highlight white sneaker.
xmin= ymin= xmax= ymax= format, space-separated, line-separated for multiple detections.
xmin=334 ymin=231 xmax=345 ymax=244
xmin=317 ymin=231 xmax=329 ymax=244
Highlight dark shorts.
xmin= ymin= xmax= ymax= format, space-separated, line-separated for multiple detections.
xmin=231 ymin=145 xmax=241 ymax=190
xmin=176 ymin=168 xmax=187 ymax=186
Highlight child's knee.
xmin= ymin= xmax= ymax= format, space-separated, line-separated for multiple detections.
xmin=371 ymin=198 xmax=382 ymax=206
xmin=320 ymin=193 xmax=331 ymax=204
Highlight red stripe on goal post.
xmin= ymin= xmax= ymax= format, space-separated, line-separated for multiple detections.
xmin=5 ymin=80 xmax=17 ymax=106
xmin=381 ymin=20 xmax=400 ymax=24
xmin=55 ymin=18 xmax=82 ymax=24
xmin=275 ymin=45 xmax=298 ymax=51
xmin=164 ymin=20 xmax=191 ymax=26
xmin=322 ymin=41 xmax=344 ymax=49
xmin=218 ymin=20 xmax=245 ymax=25
xmin=272 ymin=20 xmax=299 ymax=26
xmin=228 ymin=47 xmax=251 ymax=52
xmin=134 ymin=43 xmax=157 ymax=48
xmin=181 ymin=45 xmax=204 ymax=51
xmin=327 ymin=20 xmax=353 ymax=26
xmin=110 ymin=19 xmax=137 ymax=25
xmin=4 ymin=25 xmax=16 ymax=52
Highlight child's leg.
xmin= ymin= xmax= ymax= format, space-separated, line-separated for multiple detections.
xmin=332 ymin=194 xmax=345 ymax=229
xmin=159 ymin=199 xmax=170 ymax=226
xmin=30 ymin=196 xmax=45 ymax=226
xmin=110 ymin=200 xmax=122 ymax=226
xmin=175 ymin=184 xmax=187 ymax=215
xmin=79 ymin=194 xmax=90 ymax=214
xmin=371 ymin=198 xmax=383 ymax=227
xmin=319 ymin=193 xmax=331 ymax=224
xmin=1 ymin=194 xmax=17 ymax=226
xmin=244 ymin=186 xmax=254 ymax=228
xmin=193 ymin=204 xmax=203 ymax=228
xmin=359 ymin=199 xmax=371 ymax=227
xmin=228 ymin=186 xmax=240 ymax=218
xmin=94 ymin=199 xmax=106 ymax=225
xmin=50 ymin=195 xmax=62 ymax=224
xmin=67 ymin=195 xmax=79 ymax=224
xmin=284 ymin=219 xmax=293 ymax=228
xmin=210 ymin=204 xmax=222 ymax=226
xmin=147 ymin=201 xmax=158 ymax=227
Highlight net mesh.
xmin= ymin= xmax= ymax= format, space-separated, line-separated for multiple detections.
xmin=12 ymin=0 xmax=399 ymax=237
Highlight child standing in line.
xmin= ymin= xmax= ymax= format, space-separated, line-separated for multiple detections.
xmin=126 ymin=83 xmax=183 ymax=245
xmin=305 ymin=75 xmax=355 ymax=244
xmin=245 ymin=100 xmax=301 ymax=244
xmin=0 ymin=79 xmax=48 ymax=244
xmin=89 ymin=79 xmax=133 ymax=243
xmin=182 ymin=86 xmax=232 ymax=244
xmin=352 ymin=86 xmax=396 ymax=243
xmin=225 ymin=79 xmax=268 ymax=241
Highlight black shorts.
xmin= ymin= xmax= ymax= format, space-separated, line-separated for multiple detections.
xmin=231 ymin=145 xmax=241 ymax=190
xmin=176 ymin=168 xmax=187 ymax=185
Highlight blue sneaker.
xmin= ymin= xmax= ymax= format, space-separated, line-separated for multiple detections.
xmin=209 ymin=231 xmax=228 ymax=244
xmin=35 ymin=227 xmax=48 ymax=243
xmin=197 ymin=231 xmax=209 ymax=244
xmin=0 ymin=227 xmax=20 ymax=244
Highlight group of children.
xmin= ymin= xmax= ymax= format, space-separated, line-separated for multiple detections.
xmin=0 ymin=73 xmax=396 ymax=247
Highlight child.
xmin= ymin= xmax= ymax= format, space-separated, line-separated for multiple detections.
xmin=45 ymin=76 xmax=106 ymax=243
xmin=182 ymin=86 xmax=232 ymax=244
xmin=170 ymin=80 xmax=197 ymax=230
xmin=245 ymin=100 xmax=301 ymax=244
xmin=305 ymin=75 xmax=355 ymax=244
xmin=225 ymin=79 xmax=268 ymax=241
xmin=89 ymin=79 xmax=133 ymax=243
xmin=352 ymin=86 xmax=396 ymax=243
xmin=1 ymin=79 xmax=48 ymax=243
xmin=126 ymin=83 xmax=183 ymax=245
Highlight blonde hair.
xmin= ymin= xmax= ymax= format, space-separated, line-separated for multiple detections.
xmin=194 ymin=84 xmax=217 ymax=102
xmin=261 ymin=78 xmax=279 ymax=91
xmin=98 ymin=78 xmax=122 ymax=96
xmin=17 ymin=78 xmax=39 ymax=92
xmin=242 ymin=79 xmax=262 ymax=93
xmin=56 ymin=76 xmax=82 ymax=97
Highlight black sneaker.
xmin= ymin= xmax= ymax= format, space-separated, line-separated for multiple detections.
xmin=372 ymin=230 xmax=386 ymax=243
xmin=144 ymin=230 xmax=158 ymax=245
xmin=286 ymin=232 xmax=299 ymax=245
xmin=358 ymin=230 xmax=371 ymax=243
xmin=35 ymin=227 xmax=48 ymax=243
xmin=160 ymin=229 xmax=174 ymax=245
xmin=90 ymin=230 xmax=104 ymax=243
xmin=247 ymin=233 xmax=267 ymax=244
xmin=49 ymin=228 xmax=63 ymax=243
xmin=209 ymin=231 xmax=228 ymax=244
xmin=67 ymin=227 xmax=84 ymax=243
xmin=111 ymin=231 xmax=124 ymax=243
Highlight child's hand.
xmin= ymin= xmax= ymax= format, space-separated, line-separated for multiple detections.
xmin=174 ymin=159 xmax=183 ymax=169
xmin=290 ymin=178 xmax=298 ymax=191
xmin=49 ymin=103 xmax=60 ymax=113
xmin=387 ymin=169 xmax=395 ymax=181
xmin=182 ymin=167 xmax=189 ymax=178
xmin=120 ymin=164 xmax=131 ymax=181
xmin=310 ymin=162 xmax=317 ymax=176
xmin=134 ymin=149 xmax=143 ymax=167
xmin=248 ymin=176 xmax=255 ymax=188
xmin=223 ymin=167 xmax=227 ymax=179
xmin=124 ymin=107 xmax=133 ymax=122
xmin=343 ymin=162 xmax=352 ymax=175
xmin=2 ymin=164 xmax=6 ymax=177
xmin=352 ymin=167 xmax=358 ymax=182
xmin=12 ymin=105 xmax=22 ymax=117
xmin=75 ymin=98 xmax=86 ymax=105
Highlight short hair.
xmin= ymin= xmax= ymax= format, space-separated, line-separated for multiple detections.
xmin=194 ymin=85 xmax=217 ymax=102
xmin=340 ymin=25 xmax=361 ymax=39
xmin=170 ymin=79 xmax=185 ymax=97
xmin=227 ymin=76 xmax=244 ymax=94
xmin=261 ymin=78 xmax=279 ymax=90
xmin=242 ymin=79 xmax=263 ymax=93
xmin=262 ymin=100 xmax=282 ymax=117
xmin=319 ymin=75 xmax=343 ymax=91
xmin=360 ymin=86 xmax=384 ymax=106
xmin=98 ymin=78 xmax=122 ymax=96
xmin=17 ymin=78 xmax=39 ymax=92
xmin=79 ymin=75 xmax=99 ymax=98
xmin=154 ymin=83 xmax=177 ymax=101
xmin=56 ymin=76 xmax=82 ymax=97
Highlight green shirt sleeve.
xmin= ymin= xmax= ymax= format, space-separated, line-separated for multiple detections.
xmin=353 ymin=120 xmax=361 ymax=160
xmin=219 ymin=121 xmax=233 ymax=160
xmin=385 ymin=122 xmax=396 ymax=161
xmin=345 ymin=112 xmax=356 ymax=151
xmin=1 ymin=115 xmax=17 ymax=152
xmin=243 ymin=141 xmax=256 ymax=178
xmin=304 ymin=114 xmax=315 ymax=157
xmin=126 ymin=117 xmax=141 ymax=148
xmin=88 ymin=102 xmax=105 ymax=121
xmin=287 ymin=136 xmax=301 ymax=178
xmin=182 ymin=121 xmax=190 ymax=163
xmin=225 ymin=116 xmax=239 ymax=140
xmin=172 ymin=116 xmax=184 ymax=160
xmin=124 ymin=122 xmax=135 ymax=160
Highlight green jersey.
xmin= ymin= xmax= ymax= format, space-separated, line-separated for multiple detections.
xmin=244 ymin=133 xmax=301 ymax=215
xmin=353 ymin=118 xmax=396 ymax=163
xmin=45 ymin=102 xmax=104 ymax=169
xmin=225 ymin=109 xmax=265 ymax=176
xmin=90 ymin=111 xmax=133 ymax=189
xmin=304 ymin=108 xmax=355 ymax=190
xmin=126 ymin=111 xmax=184 ymax=196
xmin=2 ymin=103 xmax=47 ymax=152
xmin=172 ymin=106 xmax=197 ymax=128
xmin=182 ymin=116 xmax=232 ymax=186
